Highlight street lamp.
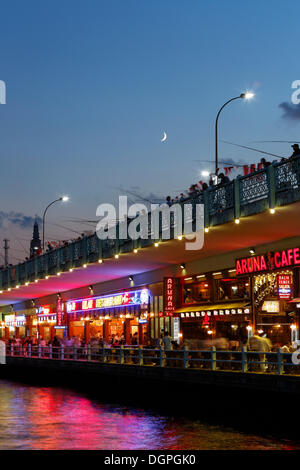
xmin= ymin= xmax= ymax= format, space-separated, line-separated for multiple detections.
xmin=215 ymin=92 xmax=254 ymax=174
xmin=42 ymin=196 xmax=69 ymax=251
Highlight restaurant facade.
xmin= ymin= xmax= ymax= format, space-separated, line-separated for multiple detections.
xmin=3 ymin=240 xmax=300 ymax=348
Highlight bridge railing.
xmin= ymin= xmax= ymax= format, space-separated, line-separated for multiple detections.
xmin=1 ymin=155 xmax=300 ymax=290
xmin=6 ymin=344 xmax=300 ymax=376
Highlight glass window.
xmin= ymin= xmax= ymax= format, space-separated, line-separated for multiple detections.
xmin=183 ymin=280 xmax=212 ymax=304
xmin=216 ymin=277 xmax=249 ymax=300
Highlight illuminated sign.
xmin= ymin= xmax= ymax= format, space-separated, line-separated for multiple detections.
xmin=179 ymin=308 xmax=250 ymax=318
xmin=57 ymin=298 xmax=63 ymax=326
xmin=37 ymin=305 xmax=52 ymax=315
xmin=262 ymin=301 xmax=280 ymax=313
xmin=82 ymin=299 xmax=94 ymax=310
xmin=66 ymin=289 xmax=149 ymax=313
xmin=277 ymin=274 xmax=292 ymax=300
xmin=4 ymin=315 xmax=15 ymax=327
xmin=66 ymin=302 xmax=76 ymax=313
xmin=172 ymin=317 xmax=180 ymax=342
xmin=163 ymin=277 xmax=181 ymax=316
xmin=16 ymin=315 xmax=26 ymax=326
xmin=38 ymin=315 xmax=56 ymax=323
xmin=236 ymin=248 xmax=300 ymax=275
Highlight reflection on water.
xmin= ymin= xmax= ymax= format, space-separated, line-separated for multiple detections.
xmin=0 ymin=379 xmax=299 ymax=450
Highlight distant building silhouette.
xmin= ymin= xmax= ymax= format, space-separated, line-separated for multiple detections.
xmin=30 ymin=221 xmax=41 ymax=257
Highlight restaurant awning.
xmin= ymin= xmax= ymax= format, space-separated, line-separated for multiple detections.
xmin=174 ymin=302 xmax=251 ymax=319
xmin=289 ymin=298 xmax=300 ymax=303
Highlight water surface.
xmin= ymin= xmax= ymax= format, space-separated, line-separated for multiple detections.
xmin=0 ymin=380 xmax=298 ymax=450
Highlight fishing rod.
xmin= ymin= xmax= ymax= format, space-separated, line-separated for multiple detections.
xmin=220 ymin=140 xmax=283 ymax=159
xmin=252 ymin=140 xmax=300 ymax=144
xmin=193 ymin=159 xmax=245 ymax=167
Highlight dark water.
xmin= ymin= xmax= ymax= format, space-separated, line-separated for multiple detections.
xmin=0 ymin=379 xmax=299 ymax=450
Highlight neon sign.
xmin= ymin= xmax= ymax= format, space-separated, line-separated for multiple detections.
xmin=66 ymin=289 xmax=149 ymax=313
xmin=236 ymin=248 xmax=300 ymax=275
xmin=82 ymin=299 xmax=94 ymax=310
xmin=57 ymin=298 xmax=63 ymax=326
xmin=163 ymin=277 xmax=180 ymax=316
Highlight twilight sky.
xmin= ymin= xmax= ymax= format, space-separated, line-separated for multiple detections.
xmin=1 ymin=0 xmax=300 ymax=263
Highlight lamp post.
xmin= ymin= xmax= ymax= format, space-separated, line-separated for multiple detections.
xmin=215 ymin=92 xmax=254 ymax=174
xmin=42 ymin=196 xmax=69 ymax=251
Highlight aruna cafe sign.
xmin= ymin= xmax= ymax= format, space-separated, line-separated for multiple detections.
xmin=236 ymin=247 xmax=300 ymax=275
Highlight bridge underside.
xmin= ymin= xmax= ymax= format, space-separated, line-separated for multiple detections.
xmin=1 ymin=201 xmax=300 ymax=305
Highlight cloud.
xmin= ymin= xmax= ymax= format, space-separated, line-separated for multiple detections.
xmin=279 ymin=102 xmax=300 ymax=121
xmin=115 ymin=185 xmax=165 ymax=206
xmin=218 ymin=158 xmax=245 ymax=166
xmin=0 ymin=212 xmax=42 ymax=229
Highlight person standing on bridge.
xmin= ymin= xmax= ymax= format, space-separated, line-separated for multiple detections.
xmin=162 ymin=331 xmax=173 ymax=351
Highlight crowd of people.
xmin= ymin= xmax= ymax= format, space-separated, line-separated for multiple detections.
xmin=2 ymin=328 xmax=299 ymax=373
xmin=3 ymin=329 xmax=178 ymax=351
xmin=165 ymin=144 xmax=300 ymax=206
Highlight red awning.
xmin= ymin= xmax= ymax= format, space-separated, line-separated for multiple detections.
xmin=289 ymin=298 xmax=300 ymax=303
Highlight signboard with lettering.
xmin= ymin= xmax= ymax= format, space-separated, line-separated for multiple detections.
xmin=172 ymin=317 xmax=180 ymax=342
xmin=56 ymin=299 xmax=63 ymax=326
xmin=4 ymin=315 xmax=15 ymax=327
xmin=163 ymin=277 xmax=181 ymax=316
xmin=66 ymin=289 xmax=149 ymax=313
xmin=262 ymin=301 xmax=280 ymax=313
xmin=277 ymin=274 xmax=292 ymax=300
xmin=236 ymin=248 xmax=300 ymax=275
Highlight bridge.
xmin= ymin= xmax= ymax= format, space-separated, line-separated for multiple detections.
xmin=1 ymin=156 xmax=300 ymax=303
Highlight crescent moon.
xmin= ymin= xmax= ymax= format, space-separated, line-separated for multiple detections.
xmin=161 ymin=131 xmax=167 ymax=143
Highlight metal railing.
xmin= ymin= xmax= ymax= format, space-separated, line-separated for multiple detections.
xmin=5 ymin=344 xmax=300 ymax=376
xmin=1 ymin=156 xmax=300 ymax=290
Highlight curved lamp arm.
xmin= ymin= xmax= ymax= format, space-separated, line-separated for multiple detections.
xmin=215 ymin=94 xmax=246 ymax=174
xmin=42 ymin=198 xmax=63 ymax=251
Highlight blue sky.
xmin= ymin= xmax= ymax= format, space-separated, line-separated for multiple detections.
xmin=1 ymin=0 xmax=300 ymax=262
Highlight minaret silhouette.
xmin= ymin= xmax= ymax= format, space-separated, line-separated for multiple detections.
xmin=30 ymin=221 xmax=41 ymax=257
